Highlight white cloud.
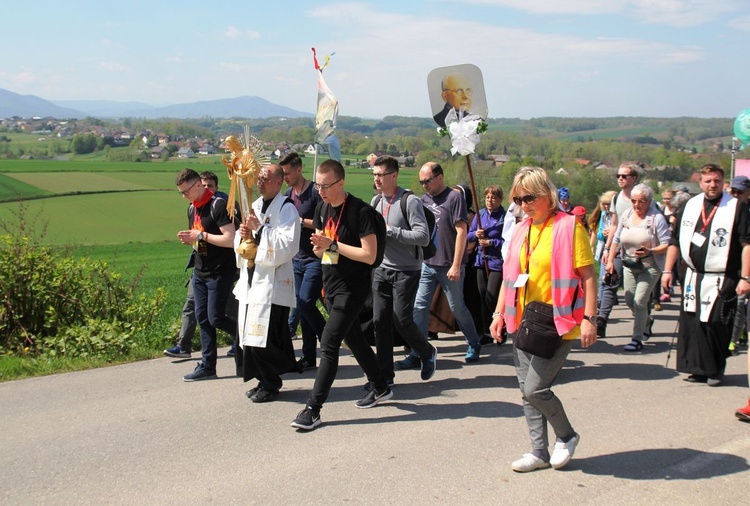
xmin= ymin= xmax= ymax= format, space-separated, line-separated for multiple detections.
xmin=224 ymin=25 xmax=261 ymax=39
xmin=452 ymin=0 xmax=744 ymax=26
xmin=99 ymin=61 xmax=129 ymax=72
xmin=729 ymin=14 xmax=750 ymax=31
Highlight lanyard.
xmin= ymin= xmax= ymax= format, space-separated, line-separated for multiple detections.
xmin=699 ymin=200 xmax=719 ymax=234
xmin=381 ymin=193 xmax=397 ymax=219
xmin=324 ymin=198 xmax=347 ymax=241
xmin=523 ymin=214 xmax=553 ymax=274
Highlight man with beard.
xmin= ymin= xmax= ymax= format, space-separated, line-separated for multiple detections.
xmin=662 ymin=164 xmax=750 ymax=386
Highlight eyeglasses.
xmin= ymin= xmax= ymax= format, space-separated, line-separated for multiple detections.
xmin=443 ymin=88 xmax=473 ymax=96
xmin=631 ymin=199 xmax=648 ymax=204
xmin=178 ymin=180 xmax=199 ymax=195
xmin=419 ymin=176 xmax=436 ymax=186
xmin=512 ymin=194 xmax=538 ymax=206
xmin=372 ymin=171 xmax=395 ymax=179
xmin=313 ymin=178 xmax=342 ymax=191
xmin=616 ymin=174 xmax=633 ymax=179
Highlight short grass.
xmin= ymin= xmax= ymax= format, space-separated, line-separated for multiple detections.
xmin=0 ymin=173 xmax=52 ymax=200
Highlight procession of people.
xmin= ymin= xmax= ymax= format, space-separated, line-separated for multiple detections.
xmin=169 ymin=155 xmax=750 ymax=472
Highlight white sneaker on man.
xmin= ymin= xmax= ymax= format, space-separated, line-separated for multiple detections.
xmin=511 ymin=453 xmax=550 ymax=473
xmin=550 ymin=433 xmax=580 ymax=469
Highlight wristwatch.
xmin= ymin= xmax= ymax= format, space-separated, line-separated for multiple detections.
xmin=329 ymin=241 xmax=338 ymax=253
xmin=197 ymin=231 xmax=204 ymax=242
xmin=742 ymin=276 xmax=750 ymax=283
xmin=583 ymin=314 xmax=602 ymax=326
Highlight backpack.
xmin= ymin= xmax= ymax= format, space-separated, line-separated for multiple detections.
xmin=318 ymin=196 xmax=387 ymax=268
xmin=373 ymin=189 xmax=437 ymax=260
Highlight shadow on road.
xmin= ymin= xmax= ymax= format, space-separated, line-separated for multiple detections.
xmin=576 ymin=448 xmax=749 ymax=480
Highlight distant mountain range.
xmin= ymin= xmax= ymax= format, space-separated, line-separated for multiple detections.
xmin=0 ymin=88 xmax=314 ymax=119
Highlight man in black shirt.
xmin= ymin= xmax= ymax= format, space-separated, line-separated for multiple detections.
xmin=291 ymin=160 xmax=392 ymax=431
xmin=281 ymin=152 xmax=325 ymax=370
xmin=175 ymin=169 xmax=238 ymax=381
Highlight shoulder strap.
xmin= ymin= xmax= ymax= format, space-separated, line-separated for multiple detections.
xmin=400 ymin=189 xmax=414 ymax=230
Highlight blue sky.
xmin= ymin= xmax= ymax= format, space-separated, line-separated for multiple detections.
xmin=2 ymin=0 xmax=748 ymax=119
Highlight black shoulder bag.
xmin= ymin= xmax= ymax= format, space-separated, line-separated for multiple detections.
xmin=514 ymin=219 xmax=563 ymax=359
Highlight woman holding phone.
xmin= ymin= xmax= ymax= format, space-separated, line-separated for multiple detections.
xmin=605 ymin=184 xmax=671 ymax=351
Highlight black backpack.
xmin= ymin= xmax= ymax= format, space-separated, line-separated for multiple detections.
xmin=373 ymin=189 xmax=437 ymax=260
xmin=318 ymin=196 xmax=387 ymax=268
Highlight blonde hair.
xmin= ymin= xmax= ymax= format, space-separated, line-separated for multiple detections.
xmin=510 ymin=166 xmax=558 ymax=213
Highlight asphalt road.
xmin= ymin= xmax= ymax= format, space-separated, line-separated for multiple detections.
xmin=1 ymin=299 xmax=748 ymax=505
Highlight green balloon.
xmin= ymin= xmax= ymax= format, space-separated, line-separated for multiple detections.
xmin=734 ymin=109 xmax=750 ymax=148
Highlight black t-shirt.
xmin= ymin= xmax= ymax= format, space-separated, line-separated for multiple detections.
xmin=189 ymin=196 xmax=237 ymax=279
xmin=314 ymin=194 xmax=376 ymax=297
xmin=285 ymin=182 xmax=321 ymax=261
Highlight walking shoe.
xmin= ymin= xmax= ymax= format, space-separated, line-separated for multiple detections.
xmin=355 ymin=387 xmax=393 ymax=409
xmin=479 ymin=333 xmax=494 ymax=345
xmin=729 ymin=341 xmax=739 ymax=356
xmin=511 ymin=453 xmax=551 ymax=473
xmin=250 ymin=388 xmax=278 ymax=403
xmin=363 ymin=379 xmax=394 ymax=391
xmin=623 ymin=339 xmax=643 ymax=352
xmin=660 ymin=293 xmax=671 ymax=302
xmin=164 ymin=345 xmax=191 ymax=358
xmin=684 ymin=374 xmax=707 ymax=383
xmin=395 ymin=353 xmax=421 ymax=370
xmin=707 ymin=374 xmax=723 ymax=387
xmin=183 ymin=363 xmax=217 ymax=382
xmin=652 ymin=303 xmax=662 ymax=311
xmin=245 ymin=384 xmax=262 ymax=398
xmin=291 ymin=406 xmax=321 ymax=430
xmin=736 ymin=400 xmax=750 ymax=422
xmin=421 ymin=346 xmax=438 ymax=381
xmin=227 ymin=343 xmax=237 ymax=357
xmin=465 ymin=344 xmax=481 ymax=363
xmin=550 ymin=433 xmax=580 ymax=469
xmin=297 ymin=358 xmax=317 ymax=370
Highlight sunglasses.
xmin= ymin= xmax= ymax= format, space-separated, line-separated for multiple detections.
xmin=616 ymin=174 xmax=633 ymax=179
xmin=512 ymin=194 xmax=538 ymax=206
xmin=419 ymin=176 xmax=436 ymax=186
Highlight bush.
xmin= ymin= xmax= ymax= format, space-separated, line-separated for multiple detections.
xmin=0 ymin=205 xmax=164 ymax=358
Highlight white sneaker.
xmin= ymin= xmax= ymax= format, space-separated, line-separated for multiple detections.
xmin=550 ymin=433 xmax=580 ymax=469
xmin=511 ymin=453 xmax=551 ymax=473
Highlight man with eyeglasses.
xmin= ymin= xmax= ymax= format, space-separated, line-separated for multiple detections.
xmin=280 ymin=152 xmax=325 ymax=371
xmin=165 ymin=171 xmax=239 ymax=360
xmin=291 ymin=160 xmax=392 ymax=430
xmin=175 ymin=168 xmax=238 ymax=381
xmin=370 ymin=155 xmax=437 ymax=388
xmin=433 ymin=73 xmax=473 ymax=128
xmin=598 ymin=163 xmax=641 ymax=337
xmin=404 ymin=162 xmax=483 ymax=366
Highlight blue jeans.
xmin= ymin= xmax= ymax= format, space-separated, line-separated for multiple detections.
xmin=193 ymin=273 xmax=237 ymax=371
xmin=293 ymin=258 xmax=326 ymax=363
xmin=514 ymin=339 xmax=575 ymax=451
xmin=413 ymin=264 xmax=480 ymax=348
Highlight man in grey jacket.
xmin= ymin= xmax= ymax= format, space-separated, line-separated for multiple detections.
xmin=370 ymin=156 xmax=437 ymax=386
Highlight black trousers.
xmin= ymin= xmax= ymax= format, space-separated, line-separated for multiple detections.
xmin=306 ymin=289 xmax=386 ymax=411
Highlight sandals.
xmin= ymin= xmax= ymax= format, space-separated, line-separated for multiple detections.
xmin=623 ymin=339 xmax=643 ymax=352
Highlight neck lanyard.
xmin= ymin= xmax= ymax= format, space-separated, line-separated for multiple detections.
xmin=291 ymin=181 xmax=307 ymax=209
xmin=324 ymin=197 xmax=347 ymax=241
xmin=699 ymin=199 xmax=719 ymax=235
xmin=381 ymin=192 xmax=397 ymax=219
xmin=523 ymin=214 xmax=553 ymax=274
